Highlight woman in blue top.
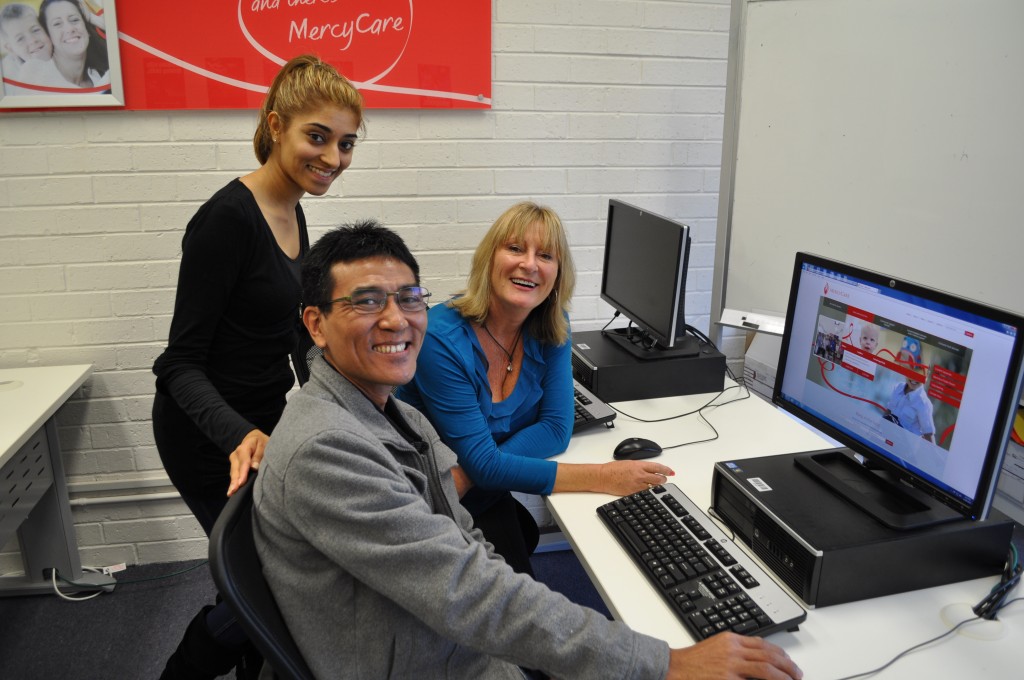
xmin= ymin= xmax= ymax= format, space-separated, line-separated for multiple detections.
xmin=397 ymin=202 xmax=674 ymax=575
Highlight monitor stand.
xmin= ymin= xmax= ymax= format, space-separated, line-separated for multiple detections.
xmin=602 ymin=328 xmax=700 ymax=359
xmin=794 ymin=449 xmax=962 ymax=530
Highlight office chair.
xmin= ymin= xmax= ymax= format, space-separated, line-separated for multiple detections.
xmin=291 ymin=333 xmax=321 ymax=387
xmin=208 ymin=475 xmax=316 ymax=680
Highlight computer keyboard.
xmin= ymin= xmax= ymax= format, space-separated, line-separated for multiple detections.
xmin=597 ymin=483 xmax=806 ymax=640
xmin=572 ymin=379 xmax=616 ymax=433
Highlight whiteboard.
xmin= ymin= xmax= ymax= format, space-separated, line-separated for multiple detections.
xmin=714 ymin=0 xmax=1024 ymax=331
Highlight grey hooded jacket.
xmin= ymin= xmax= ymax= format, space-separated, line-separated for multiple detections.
xmin=253 ymin=357 xmax=669 ymax=679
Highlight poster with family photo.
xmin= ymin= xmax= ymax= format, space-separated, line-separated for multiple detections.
xmin=0 ymin=0 xmax=123 ymax=108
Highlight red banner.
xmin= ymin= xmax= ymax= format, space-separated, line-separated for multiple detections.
xmin=115 ymin=1 xmax=490 ymax=110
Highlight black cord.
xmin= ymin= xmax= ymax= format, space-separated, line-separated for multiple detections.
xmin=684 ymin=323 xmax=714 ymax=347
xmin=830 ymin=549 xmax=1022 ymax=680
xmin=706 ymin=506 xmax=736 ymax=541
xmin=600 ymin=320 xmax=651 ymax=350
xmin=599 ymin=311 xmax=621 ymax=333
xmin=830 ymin=614 xmax=983 ymax=680
xmin=598 ymin=320 xmax=751 ymax=448
xmin=831 ymin=599 xmax=1023 ymax=680
xmin=598 ymin=318 xmax=727 ymax=360
xmin=973 ymin=544 xmax=1021 ymax=620
xmin=683 ymin=326 xmax=743 ymax=384
xmin=599 ymin=316 xmax=667 ymax=352
xmin=610 ymin=381 xmax=751 ymax=450
xmin=57 ymin=559 xmax=210 ymax=588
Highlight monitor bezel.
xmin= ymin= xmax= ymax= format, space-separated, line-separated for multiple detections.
xmin=772 ymin=252 xmax=1024 ymax=521
xmin=599 ymin=199 xmax=691 ymax=349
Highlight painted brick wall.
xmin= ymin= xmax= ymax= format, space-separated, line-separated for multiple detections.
xmin=0 ymin=0 xmax=734 ymax=570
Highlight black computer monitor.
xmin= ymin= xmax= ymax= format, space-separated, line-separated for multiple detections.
xmin=774 ymin=252 xmax=1024 ymax=529
xmin=599 ymin=199 xmax=698 ymax=359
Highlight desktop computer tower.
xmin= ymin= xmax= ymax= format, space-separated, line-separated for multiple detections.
xmin=570 ymin=330 xmax=725 ymax=403
xmin=711 ymin=452 xmax=1014 ymax=607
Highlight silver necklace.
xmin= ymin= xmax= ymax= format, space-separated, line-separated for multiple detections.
xmin=481 ymin=323 xmax=522 ymax=373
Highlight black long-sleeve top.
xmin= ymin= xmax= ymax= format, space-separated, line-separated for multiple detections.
xmin=152 ymin=179 xmax=309 ymax=497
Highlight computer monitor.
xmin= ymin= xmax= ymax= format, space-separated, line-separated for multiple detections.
xmin=775 ymin=253 xmax=1024 ymax=529
xmin=599 ymin=199 xmax=698 ymax=359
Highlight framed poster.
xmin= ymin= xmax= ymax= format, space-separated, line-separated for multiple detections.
xmin=0 ymin=0 xmax=124 ymax=109
xmin=113 ymin=1 xmax=490 ymax=110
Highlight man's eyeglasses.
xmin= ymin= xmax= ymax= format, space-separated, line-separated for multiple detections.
xmin=325 ymin=286 xmax=432 ymax=314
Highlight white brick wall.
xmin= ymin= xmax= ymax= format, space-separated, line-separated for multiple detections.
xmin=0 ymin=0 xmax=735 ymax=570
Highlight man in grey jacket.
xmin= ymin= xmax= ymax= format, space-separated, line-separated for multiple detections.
xmin=244 ymin=221 xmax=802 ymax=680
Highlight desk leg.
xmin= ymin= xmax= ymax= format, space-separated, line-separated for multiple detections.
xmin=0 ymin=418 xmax=114 ymax=596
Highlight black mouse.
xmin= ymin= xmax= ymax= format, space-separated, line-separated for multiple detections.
xmin=613 ymin=437 xmax=663 ymax=461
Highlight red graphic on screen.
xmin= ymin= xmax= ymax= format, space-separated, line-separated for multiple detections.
xmin=811 ymin=304 xmax=969 ymax=451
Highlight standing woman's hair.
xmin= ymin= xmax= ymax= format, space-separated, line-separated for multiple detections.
xmin=253 ymin=54 xmax=365 ymax=164
xmin=453 ymin=202 xmax=576 ymax=346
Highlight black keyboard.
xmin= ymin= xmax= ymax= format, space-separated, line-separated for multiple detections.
xmin=572 ymin=379 xmax=616 ymax=433
xmin=597 ymin=483 xmax=806 ymax=640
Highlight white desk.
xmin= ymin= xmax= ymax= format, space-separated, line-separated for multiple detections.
xmin=547 ymin=387 xmax=1022 ymax=678
xmin=0 ymin=365 xmax=113 ymax=596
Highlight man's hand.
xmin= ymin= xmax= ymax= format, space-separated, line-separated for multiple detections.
xmin=666 ymin=632 xmax=802 ymax=680
xmin=227 ymin=429 xmax=269 ymax=496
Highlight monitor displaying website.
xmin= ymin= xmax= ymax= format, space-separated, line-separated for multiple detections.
xmin=778 ymin=260 xmax=1022 ymax=510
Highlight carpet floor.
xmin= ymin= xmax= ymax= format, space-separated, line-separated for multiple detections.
xmin=0 ymin=548 xmax=608 ymax=680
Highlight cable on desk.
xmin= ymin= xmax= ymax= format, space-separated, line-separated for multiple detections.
xmin=830 ymin=599 xmax=1022 ymax=680
xmin=609 ymin=379 xmax=751 ymax=451
xmin=597 ymin=324 xmax=751 ymax=448
xmin=830 ymin=613 xmax=982 ymax=680
xmin=830 ymin=548 xmax=1022 ymax=680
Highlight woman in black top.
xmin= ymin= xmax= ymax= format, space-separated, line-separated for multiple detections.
xmin=153 ymin=54 xmax=363 ymax=679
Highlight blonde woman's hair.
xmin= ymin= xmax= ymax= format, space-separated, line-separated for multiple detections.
xmin=253 ymin=54 xmax=365 ymax=165
xmin=453 ymin=202 xmax=576 ymax=346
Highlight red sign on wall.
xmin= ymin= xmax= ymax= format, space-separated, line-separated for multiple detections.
xmin=115 ymin=1 xmax=490 ymax=110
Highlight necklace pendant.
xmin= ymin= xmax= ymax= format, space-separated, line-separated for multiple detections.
xmin=507 ymin=362 xmax=513 ymax=373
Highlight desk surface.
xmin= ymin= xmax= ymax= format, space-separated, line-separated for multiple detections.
xmin=547 ymin=386 xmax=1022 ymax=679
xmin=0 ymin=364 xmax=92 ymax=464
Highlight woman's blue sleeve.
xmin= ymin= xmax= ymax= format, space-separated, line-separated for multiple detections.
xmin=409 ymin=331 xmax=564 ymax=495
xmin=494 ymin=338 xmax=574 ymax=461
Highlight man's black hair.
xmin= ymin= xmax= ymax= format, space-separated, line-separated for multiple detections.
xmin=302 ymin=219 xmax=421 ymax=311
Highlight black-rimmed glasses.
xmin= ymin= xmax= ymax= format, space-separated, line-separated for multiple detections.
xmin=325 ymin=286 xmax=431 ymax=314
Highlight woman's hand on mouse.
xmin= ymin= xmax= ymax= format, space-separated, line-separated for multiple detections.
xmin=552 ymin=460 xmax=674 ymax=494
xmin=599 ymin=460 xmax=675 ymax=496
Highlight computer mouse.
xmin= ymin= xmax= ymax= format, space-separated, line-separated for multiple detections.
xmin=613 ymin=437 xmax=663 ymax=461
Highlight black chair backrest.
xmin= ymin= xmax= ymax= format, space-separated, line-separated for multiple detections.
xmin=291 ymin=329 xmax=322 ymax=387
xmin=209 ymin=476 xmax=315 ymax=680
